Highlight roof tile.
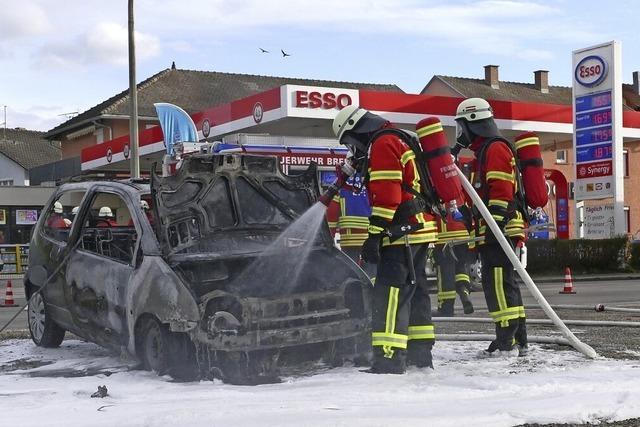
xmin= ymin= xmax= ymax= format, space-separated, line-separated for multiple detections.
xmin=0 ymin=128 xmax=62 ymax=169
xmin=46 ymin=68 xmax=402 ymax=138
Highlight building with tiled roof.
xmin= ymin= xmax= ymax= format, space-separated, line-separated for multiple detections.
xmin=0 ymin=127 xmax=61 ymax=186
xmin=423 ymin=65 xmax=640 ymax=237
xmin=423 ymin=65 xmax=640 ymax=110
xmin=46 ymin=63 xmax=403 ymax=159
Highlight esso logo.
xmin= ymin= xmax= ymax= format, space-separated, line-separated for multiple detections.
xmin=575 ymin=55 xmax=608 ymax=88
xmin=252 ymin=102 xmax=264 ymax=123
xmin=295 ymin=91 xmax=352 ymax=109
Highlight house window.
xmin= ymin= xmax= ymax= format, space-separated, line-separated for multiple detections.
xmin=625 ymin=206 xmax=630 ymax=234
xmin=555 ymin=149 xmax=567 ymax=164
xmin=0 ymin=179 xmax=14 ymax=186
xmin=623 ymin=149 xmax=629 ymax=177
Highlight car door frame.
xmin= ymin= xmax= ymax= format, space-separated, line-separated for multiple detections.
xmin=63 ymin=185 xmax=142 ymax=348
xmin=33 ymin=187 xmax=90 ymax=330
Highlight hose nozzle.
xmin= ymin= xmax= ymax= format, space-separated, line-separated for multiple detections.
xmin=318 ymin=161 xmax=357 ymax=207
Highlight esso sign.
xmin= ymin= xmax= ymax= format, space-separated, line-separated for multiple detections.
xmin=575 ymin=55 xmax=608 ymax=88
xmin=295 ymin=91 xmax=352 ymax=109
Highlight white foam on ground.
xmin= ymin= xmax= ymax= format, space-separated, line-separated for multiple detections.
xmin=1 ymin=339 xmax=639 ymax=427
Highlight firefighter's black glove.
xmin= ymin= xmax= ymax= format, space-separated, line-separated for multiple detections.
xmin=457 ymin=205 xmax=473 ymax=232
xmin=361 ymin=233 xmax=383 ymax=264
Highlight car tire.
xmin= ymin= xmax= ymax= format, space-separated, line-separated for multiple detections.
xmin=28 ymin=290 xmax=65 ymax=348
xmin=138 ymin=317 xmax=198 ymax=381
xmin=139 ymin=317 xmax=171 ymax=375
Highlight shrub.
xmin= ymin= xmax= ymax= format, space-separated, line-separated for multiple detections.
xmin=526 ymin=236 xmax=630 ymax=275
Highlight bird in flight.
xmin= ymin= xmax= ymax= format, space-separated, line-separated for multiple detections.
xmin=281 ymin=49 xmax=291 ymax=57
xmin=259 ymin=48 xmax=269 ymax=53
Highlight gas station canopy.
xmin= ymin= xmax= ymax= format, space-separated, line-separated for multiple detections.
xmin=81 ymin=84 xmax=640 ymax=172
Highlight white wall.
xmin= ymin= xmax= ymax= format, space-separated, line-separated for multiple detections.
xmin=0 ymin=153 xmax=29 ymax=186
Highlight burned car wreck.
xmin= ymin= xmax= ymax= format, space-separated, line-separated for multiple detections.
xmin=25 ymin=154 xmax=372 ymax=383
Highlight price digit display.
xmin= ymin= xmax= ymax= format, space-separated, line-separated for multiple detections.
xmin=575 ymin=108 xmax=612 ymax=129
xmin=576 ymin=126 xmax=613 ymax=146
xmin=576 ymin=143 xmax=613 ymax=163
xmin=575 ymin=91 xmax=612 ymax=112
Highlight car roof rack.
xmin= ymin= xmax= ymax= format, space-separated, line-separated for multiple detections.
xmin=59 ymin=171 xmax=151 ymax=186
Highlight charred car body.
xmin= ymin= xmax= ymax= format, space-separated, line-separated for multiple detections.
xmin=25 ymin=154 xmax=372 ymax=383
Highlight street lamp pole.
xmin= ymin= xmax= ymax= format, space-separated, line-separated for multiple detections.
xmin=2 ymin=105 xmax=6 ymax=141
xmin=128 ymin=0 xmax=140 ymax=179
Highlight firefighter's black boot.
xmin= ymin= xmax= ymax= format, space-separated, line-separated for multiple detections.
xmin=432 ymin=300 xmax=454 ymax=317
xmin=457 ymin=287 xmax=474 ymax=315
xmin=367 ymin=350 xmax=406 ymax=374
xmin=407 ymin=341 xmax=433 ymax=369
xmin=515 ymin=317 xmax=528 ymax=356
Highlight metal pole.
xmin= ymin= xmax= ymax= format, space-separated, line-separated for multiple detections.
xmin=128 ymin=0 xmax=140 ymax=179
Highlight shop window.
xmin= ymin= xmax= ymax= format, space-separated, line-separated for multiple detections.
xmin=623 ymin=149 xmax=629 ymax=177
xmin=0 ymin=179 xmax=14 ymax=186
xmin=42 ymin=190 xmax=86 ymax=243
xmin=555 ymin=149 xmax=567 ymax=164
xmin=79 ymin=192 xmax=137 ymax=264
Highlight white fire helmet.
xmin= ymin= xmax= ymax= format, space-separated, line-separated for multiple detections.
xmin=332 ymin=105 xmax=369 ymax=140
xmin=454 ymin=97 xmax=500 ymax=144
xmin=53 ymin=201 xmax=63 ymax=214
xmin=140 ymin=200 xmax=150 ymax=211
xmin=455 ymin=97 xmax=494 ymax=122
xmin=71 ymin=206 xmax=79 ymax=216
xmin=98 ymin=206 xmax=114 ymax=218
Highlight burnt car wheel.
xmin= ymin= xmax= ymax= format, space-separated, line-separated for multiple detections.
xmin=138 ymin=317 xmax=198 ymax=380
xmin=140 ymin=317 xmax=171 ymax=375
xmin=28 ymin=290 xmax=65 ymax=348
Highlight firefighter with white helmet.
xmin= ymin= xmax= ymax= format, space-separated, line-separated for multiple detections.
xmin=47 ymin=201 xmax=71 ymax=229
xmin=333 ymin=105 xmax=438 ymax=373
xmin=97 ymin=206 xmax=117 ymax=227
xmin=454 ymin=97 xmax=528 ymax=356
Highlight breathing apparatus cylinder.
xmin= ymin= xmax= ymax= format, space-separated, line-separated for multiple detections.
xmin=318 ymin=160 xmax=357 ymax=207
xmin=415 ymin=117 xmax=465 ymax=219
xmin=514 ymin=132 xmax=548 ymax=209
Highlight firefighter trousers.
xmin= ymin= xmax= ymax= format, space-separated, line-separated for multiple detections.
xmin=371 ymin=244 xmax=434 ymax=368
xmin=433 ymin=244 xmax=473 ymax=316
xmin=479 ymin=242 xmax=527 ymax=351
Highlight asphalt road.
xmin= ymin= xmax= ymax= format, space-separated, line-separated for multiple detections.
xmin=1 ymin=276 xmax=639 ymax=334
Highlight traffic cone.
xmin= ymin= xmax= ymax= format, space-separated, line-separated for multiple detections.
xmin=1 ymin=279 xmax=19 ymax=307
xmin=559 ymin=267 xmax=576 ymax=294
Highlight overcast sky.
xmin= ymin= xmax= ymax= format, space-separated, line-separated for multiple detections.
xmin=0 ymin=0 xmax=637 ymax=132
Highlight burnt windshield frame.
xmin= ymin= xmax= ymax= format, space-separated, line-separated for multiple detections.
xmin=235 ymin=177 xmax=290 ymax=226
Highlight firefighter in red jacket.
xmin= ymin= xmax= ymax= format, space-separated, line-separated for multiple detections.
xmin=453 ymin=97 xmax=527 ymax=356
xmin=333 ymin=105 xmax=437 ymax=373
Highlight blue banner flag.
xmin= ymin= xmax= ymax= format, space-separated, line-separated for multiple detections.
xmin=153 ymin=103 xmax=199 ymax=155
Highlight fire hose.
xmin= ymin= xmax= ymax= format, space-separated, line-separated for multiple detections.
xmin=433 ymin=316 xmax=640 ymax=328
xmin=455 ymin=164 xmax=598 ymax=359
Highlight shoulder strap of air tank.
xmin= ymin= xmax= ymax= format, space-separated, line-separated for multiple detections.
xmin=477 ymin=136 xmax=529 ymax=222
